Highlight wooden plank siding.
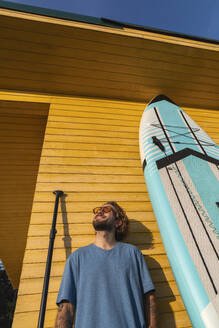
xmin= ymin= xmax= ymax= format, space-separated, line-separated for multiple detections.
xmin=0 ymin=99 xmax=49 ymax=288
xmin=8 ymin=94 xmax=218 ymax=328
xmin=0 ymin=88 xmax=217 ymax=327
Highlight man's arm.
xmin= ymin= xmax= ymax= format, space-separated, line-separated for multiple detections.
xmin=143 ymin=291 xmax=158 ymax=328
xmin=54 ymin=300 xmax=75 ymax=328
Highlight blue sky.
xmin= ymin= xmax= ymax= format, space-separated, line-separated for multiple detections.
xmin=2 ymin=0 xmax=219 ymax=41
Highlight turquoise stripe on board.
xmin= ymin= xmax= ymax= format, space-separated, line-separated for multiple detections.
xmin=183 ymin=154 xmax=219 ymax=234
xmin=145 ymin=170 xmax=208 ymax=327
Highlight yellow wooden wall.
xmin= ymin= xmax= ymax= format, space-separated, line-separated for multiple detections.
xmin=0 ymin=98 xmax=49 ymax=288
xmin=7 ymin=92 xmax=218 ymax=328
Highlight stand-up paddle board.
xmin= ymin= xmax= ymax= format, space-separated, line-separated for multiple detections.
xmin=139 ymin=95 xmax=219 ymax=328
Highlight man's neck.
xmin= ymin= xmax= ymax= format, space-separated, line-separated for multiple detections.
xmin=94 ymin=231 xmax=117 ymax=250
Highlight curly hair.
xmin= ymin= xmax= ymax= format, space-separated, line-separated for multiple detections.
xmin=105 ymin=201 xmax=129 ymax=241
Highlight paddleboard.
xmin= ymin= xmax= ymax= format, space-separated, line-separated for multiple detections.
xmin=139 ymin=95 xmax=219 ymax=327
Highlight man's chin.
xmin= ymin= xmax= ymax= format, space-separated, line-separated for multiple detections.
xmin=92 ymin=222 xmax=113 ymax=232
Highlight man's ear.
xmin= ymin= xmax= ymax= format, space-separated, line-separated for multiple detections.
xmin=115 ymin=219 xmax=122 ymax=228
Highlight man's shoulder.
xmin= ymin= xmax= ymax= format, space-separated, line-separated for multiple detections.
xmin=67 ymin=244 xmax=93 ymax=260
xmin=119 ymin=242 xmax=141 ymax=255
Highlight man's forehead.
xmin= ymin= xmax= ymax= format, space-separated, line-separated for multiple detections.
xmin=103 ymin=204 xmax=116 ymax=210
xmin=92 ymin=204 xmax=116 ymax=212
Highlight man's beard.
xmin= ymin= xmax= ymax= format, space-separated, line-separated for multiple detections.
xmin=92 ymin=217 xmax=114 ymax=232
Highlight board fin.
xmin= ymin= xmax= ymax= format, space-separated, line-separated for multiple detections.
xmin=148 ymin=94 xmax=176 ymax=106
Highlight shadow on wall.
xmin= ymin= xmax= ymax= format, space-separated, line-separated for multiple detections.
xmin=124 ymin=219 xmax=177 ymax=328
xmin=60 ymin=194 xmax=72 ymax=260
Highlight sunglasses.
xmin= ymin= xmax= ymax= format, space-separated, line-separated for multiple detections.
xmin=93 ymin=206 xmax=114 ymax=215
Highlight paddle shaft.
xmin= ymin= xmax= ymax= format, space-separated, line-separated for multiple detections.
xmin=37 ymin=190 xmax=64 ymax=328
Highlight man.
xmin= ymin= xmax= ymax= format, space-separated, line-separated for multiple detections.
xmin=55 ymin=201 xmax=158 ymax=328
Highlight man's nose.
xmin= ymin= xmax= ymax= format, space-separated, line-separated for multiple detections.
xmin=98 ymin=208 xmax=104 ymax=214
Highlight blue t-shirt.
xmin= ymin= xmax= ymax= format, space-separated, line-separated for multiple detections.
xmin=56 ymin=242 xmax=155 ymax=328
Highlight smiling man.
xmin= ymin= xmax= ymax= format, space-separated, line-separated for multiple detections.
xmin=55 ymin=201 xmax=158 ymax=328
